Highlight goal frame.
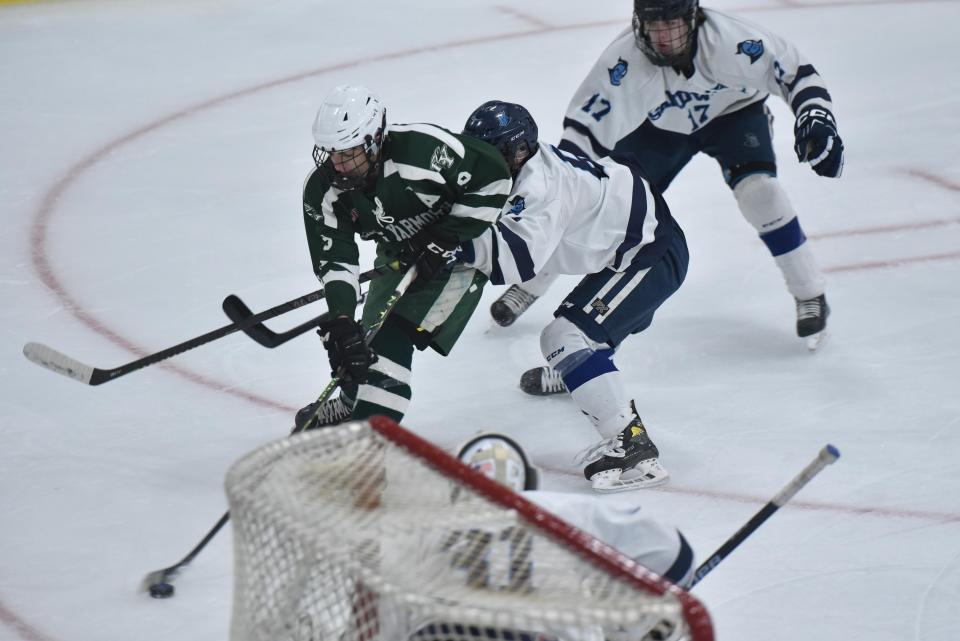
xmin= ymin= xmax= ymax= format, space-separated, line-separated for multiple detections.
xmin=364 ymin=416 xmax=714 ymax=641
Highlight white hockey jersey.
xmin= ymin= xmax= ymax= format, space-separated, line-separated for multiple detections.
xmin=461 ymin=144 xmax=676 ymax=283
xmin=525 ymin=490 xmax=693 ymax=586
xmin=562 ymin=8 xmax=835 ymax=157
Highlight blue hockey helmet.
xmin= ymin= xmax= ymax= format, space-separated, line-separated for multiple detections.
xmin=632 ymin=0 xmax=701 ymax=68
xmin=462 ymin=101 xmax=538 ymax=176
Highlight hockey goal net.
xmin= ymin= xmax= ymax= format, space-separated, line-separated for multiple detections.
xmin=225 ymin=416 xmax=713 ymax=641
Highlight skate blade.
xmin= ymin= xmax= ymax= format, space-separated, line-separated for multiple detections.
xmin=590 ymin=459 xmax=670 ymax=493
xmin=805 ymin=330 xmax=827 ymax=351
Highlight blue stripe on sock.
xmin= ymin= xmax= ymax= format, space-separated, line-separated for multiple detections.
xmin=561 ymin=349 xmax=617 ymax=392
xmin=760 ymin=216 xmax=806 ymax=257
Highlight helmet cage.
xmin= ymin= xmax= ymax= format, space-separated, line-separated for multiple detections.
xmin=632 ymin=0 xmax=699 ymax=67
xmin=312 ymin=113 xmax=385 ymax=191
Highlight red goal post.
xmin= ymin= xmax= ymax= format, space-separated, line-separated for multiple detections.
xmin=225 ymin=416 xmax=714 ymax=641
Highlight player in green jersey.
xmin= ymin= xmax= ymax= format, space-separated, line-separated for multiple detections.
xmin=296 ymin=85 xmax=513 ymax=428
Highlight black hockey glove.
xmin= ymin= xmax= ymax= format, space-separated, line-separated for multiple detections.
xmin=794 ymin=106 xmax=844 ymax=178
xmin=317 ymin=316 xmax=377 ymax=384
xmin=407 ymin=226 xmax=460 ymax=286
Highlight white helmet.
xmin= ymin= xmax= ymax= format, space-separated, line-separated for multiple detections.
xmin=311 ymin=85 xmax=386 ymax=189
xmin=456 ymin=433 xmax=539 ymax=492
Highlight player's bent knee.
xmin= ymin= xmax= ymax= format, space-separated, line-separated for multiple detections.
xmin=539 ymin=316 xmax=606 ymax=377
xmin=733 ymin=173 xmax=797 ymax=234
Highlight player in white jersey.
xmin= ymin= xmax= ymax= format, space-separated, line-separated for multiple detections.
xmin=460 ymin=101 xmax=688 ymax=492
xmin=457 ymin=433 xmax=694 ymax=584
xmin=492 ymin=0 xmax=843 ymax=367
xmin=408 ymin=434 xmax=693 ymax=641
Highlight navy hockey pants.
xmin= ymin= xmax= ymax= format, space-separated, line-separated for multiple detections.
xmin=611 ymin=98 xmax=777 ymax=190
xmin=555 ymin=219 xmax=688 ymax=348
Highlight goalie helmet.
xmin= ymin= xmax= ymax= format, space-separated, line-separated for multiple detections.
xmin=462 ymin=101 xmax=538 ymax=177
xmin=632 ymin=0 xmax=700 ymax=68
xmin=311 ymin=85 xmax=386 ymax=190
xmin=456 ymin=433 xmax=539 ymax=492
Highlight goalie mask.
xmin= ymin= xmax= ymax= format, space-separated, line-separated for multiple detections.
xmin=633 ymin=0 xmax=700 ymax=68
xmin=456 ymin=433 xmax=540 ymax=492
xmin=312 ymin=85 xmax=386 ymax=191
xmin=462 ymin=101 xmax=538 ymax=177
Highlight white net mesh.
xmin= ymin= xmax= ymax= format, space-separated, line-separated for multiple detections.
xmin=225 ymin=418 xmax=713 ymax=641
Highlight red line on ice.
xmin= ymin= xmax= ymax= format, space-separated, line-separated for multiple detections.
xmin=14 ymin=5 xmax=960 ymax=641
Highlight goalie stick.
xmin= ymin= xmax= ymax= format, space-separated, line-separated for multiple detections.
xmin=22 ymin=263 xmax=400 ymax=386
xmin=690 ymin=444 xmax=840 ymax=588
xmin=142 ymin=265 xmax=419 ymax=599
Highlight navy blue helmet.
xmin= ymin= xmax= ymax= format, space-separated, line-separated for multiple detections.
xmin=463 ymin=101 xmax=538 ymax=176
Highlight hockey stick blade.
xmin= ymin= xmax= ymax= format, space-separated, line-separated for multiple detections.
xmin=222 ymin=261 xmax=402 ymax=349
xmin=690 ymin=444 xmax=840 ymax=587
xmin=22 ymin=288 xmax=330 ymax=386
xmin=23 ymin=342 xmax=98 ymax=384
xmin=222 ymin=295 xmax=330 ymax=348
xmin=141 ymin=511 xmax=231 ymax=599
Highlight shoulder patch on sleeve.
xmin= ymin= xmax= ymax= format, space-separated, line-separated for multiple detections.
xmin=736 ymin=39 xmax=764 ymax=64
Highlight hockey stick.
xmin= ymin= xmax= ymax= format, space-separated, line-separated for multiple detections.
xmin=142 ymin=265 xmax=419 ymax=599
xmin=689 ymin=444 xmax=840 ymax=588
xmin=221 ymin=261 xmax=402 ymax=348
xmin=222 ymin=299 xmax=331 ymax=348
xmin=22 ymin=264 xmax=398 ymax=386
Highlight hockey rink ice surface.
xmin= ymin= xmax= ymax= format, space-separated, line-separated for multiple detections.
xmin=2 ymin=0 xmax=959 ymax=639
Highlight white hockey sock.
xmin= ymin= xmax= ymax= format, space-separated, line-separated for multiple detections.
xmin=569 ymin=378 xmax=634 ymax=440
xmin=734 ymin=173 xmax=826 ymax=300
xmin=774 ymin=242 xmax=826 ymax=301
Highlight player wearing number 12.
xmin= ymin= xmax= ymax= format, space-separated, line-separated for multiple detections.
xmin=299 ymin=85 xmax=512 ymax=427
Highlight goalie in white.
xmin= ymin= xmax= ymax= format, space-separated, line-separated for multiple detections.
xmin=407 ymin=433 xmax=694 ymax=641
xmin=460 ymin=101 xmax=687 ymax=492
xmin=492 ymin=0 xmax=842 ymax=354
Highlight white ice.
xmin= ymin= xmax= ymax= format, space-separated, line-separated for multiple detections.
xmin=2 ymin=0 xmax=959 ymax=640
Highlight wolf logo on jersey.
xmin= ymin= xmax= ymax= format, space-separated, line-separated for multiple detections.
xmin=508 ymin=196 xmax=526 ymax=215
xmin=736 ymin=39 xmax=764 ymax=63
xmin=430 ymin=144 xmax=455 ymax=171
xmin=608 ymin=58 xmax=629 ymax=86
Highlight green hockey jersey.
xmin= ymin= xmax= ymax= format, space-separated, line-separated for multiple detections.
xmin=303 ymin=122 xmax=512 ymax=318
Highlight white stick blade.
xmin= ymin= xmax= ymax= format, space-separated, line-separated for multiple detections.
xmin=23 ymin=342 xmax=95 ymax=384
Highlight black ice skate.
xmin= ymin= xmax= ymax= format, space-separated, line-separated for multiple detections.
xmin=294 ymin=394 xmax=353 ymax=431
xmin=490 ymin=285 xmax=539 ymax=327
xmin=519 ymin=365 xmax=567 ymax=396
xmin=578 ymin=410 xmax=669 ymax=492
xmin=796 ymin=293 xmax=830 ymax=351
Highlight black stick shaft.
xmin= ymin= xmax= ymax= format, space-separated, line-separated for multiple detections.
xmin=689 ymin=444 xmax=840 ymax=588
xmin=23 ymin=263 xmax=399 ymax=386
